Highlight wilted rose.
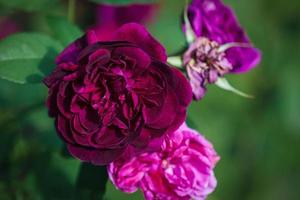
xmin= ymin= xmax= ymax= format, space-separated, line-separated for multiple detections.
xmin=184 ymin=0 xmax=261 ymax=99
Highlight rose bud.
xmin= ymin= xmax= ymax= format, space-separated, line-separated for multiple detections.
xmin=181 ymin=0 xmax=261 ymax=100
xmin=44 ymin=23 xmax=192 ymax=165
xmin=108 ymin=122 xmax=220 ymax=200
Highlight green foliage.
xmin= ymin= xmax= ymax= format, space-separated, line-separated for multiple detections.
xmin=90 ymin=0 xmax=157 ymax=5
xmin=0 ymin=0 xmax=300 ymax=199
xmin=76 ymin=163 xmax=108 ymax=200
xmin=105 ymin=181 xmax=144 ymax=200
xmin=0 ymin=0 xmax=58 ymax=12
xmin=0 ymin=33 xmax=62 ymax=84
xmin=46 ymin=16 xmax=83 ymax=46
xmin=215 ymin=77 xmax=254 ymax=98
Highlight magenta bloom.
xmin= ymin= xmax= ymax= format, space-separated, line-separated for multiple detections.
xmin=108 ymin=123 xmax=220 ymax=200
xmin=44 ymin=23 xmax=192 ymax=165
xmin=93 ymin=3 xmax=158 ymax=41
xmin=0 ymin=17 xmax=20 ymax=40
xmin=184 ymin=0 xmax=261 ymax=99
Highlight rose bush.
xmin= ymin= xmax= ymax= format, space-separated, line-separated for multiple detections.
xmin=108 ymin=123 xmax=220 ymax=200
xmin=44 ymin=23 xmax=192 ymax=165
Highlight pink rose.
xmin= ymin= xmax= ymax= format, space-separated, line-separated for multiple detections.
xmin=108 ymin=123 xmax=220 ymax=199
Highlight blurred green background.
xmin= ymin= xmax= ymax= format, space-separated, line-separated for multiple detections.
xmin=0 ymin=0 xmax=300 ymax=199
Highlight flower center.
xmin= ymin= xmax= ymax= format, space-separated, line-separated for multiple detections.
xmin=184 ymin=37 xmax=233 ymax=83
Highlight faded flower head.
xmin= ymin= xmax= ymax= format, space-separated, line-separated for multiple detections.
xmin=44 ymin=23 xmax=192 ymax=165
xmin=184 ymin=0 xmax=261 ymax=99
xmin=108 ymin=122 xmax=220 ymax=200
xmin=184 ymin=37 xmax=233 ymax=99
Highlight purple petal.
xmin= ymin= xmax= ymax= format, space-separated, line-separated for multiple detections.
xmin=93 ymin=4 xmax=158 ymax=41
xmin=114 ymin=23 xmax=167 ymax=62
xmin=227 ymin=47 xmax=261 ymax=73
xmin=67 ymin=144 xmax=126 ymax=166
xmin=114 ymin=46 xmax=151 ymax=70
xmin=143 ymin=88 xmax=177 ymax=129
xmin=56 ymin=114 xmax=75 ymax=144
xmin=55 ymin=36 xmax=87 ymax=64
xmin=187 ymin=0 xmax=261 ymax=72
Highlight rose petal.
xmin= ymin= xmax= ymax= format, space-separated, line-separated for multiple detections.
xmin=92 ymin=126 xmax=127 ymax=149
xmin=108 ymin=123 xmax=219 ymax=199
xmin=114 ymin=23 xmax=167 ymax=62
xmin=56 ymin=114 xmax=75 ymax=144
xmin=67 ymin=144 xmax=126 ymax=166
xmin=93 ymin=4 xmax=158 ymax=41
xmin=114 ymin=46 xmax=151 ymax=70
xmin=186 ymin=0 xmax=261 ymax=72
xmin=170 ymin=68 xmax=193 ymax=107
xmin=143 ymin=87 xmax=177 ymax=129
xmin=228 ymin=47 xmax=261 ymax=73
xmin=56 ymin=36 xmax=87 ymax=64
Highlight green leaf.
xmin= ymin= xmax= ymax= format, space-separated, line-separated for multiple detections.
xmin=89 ymin=0 xmax=157 ymax=5
xmin=167 ymin=56 xmax=183 ymax=68
xmin=0 ymin=0 xmax=59 ymax=12
xmin=186 ymin=116 xmax=197 ymax=129
xmin=184 ymin=4 xmax=196 ymax=44
xmin=47 ymin=16 xmax=83 ymax=46
xmin=61 ymin=145 xmax=72 ymax=158
xmin=76 ymin=163 xmax=108 ymax=200
xmin=215 ymin=77 xmax=254 ymax=98
xmin=0 ymin=33 xmax=63 ymax=84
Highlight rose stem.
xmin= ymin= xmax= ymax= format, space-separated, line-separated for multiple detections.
xmin=68 ymin=0 xmax=76 ymax=23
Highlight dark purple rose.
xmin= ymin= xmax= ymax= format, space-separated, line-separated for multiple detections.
xmin=44 ymin=23 xmax=192 ymax=165
xmin=183 ymin=0 xmax=261 ymax=100
xmin=93 ymin=3 xmax=158 ymax=41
